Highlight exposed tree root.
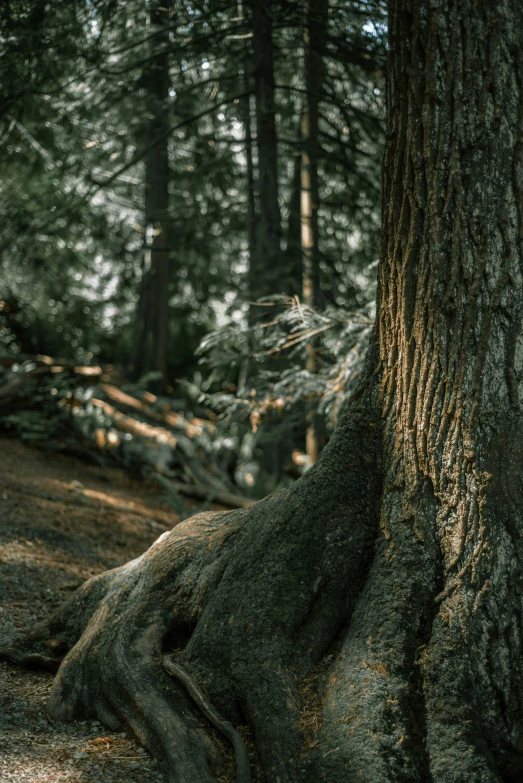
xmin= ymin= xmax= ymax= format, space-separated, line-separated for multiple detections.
xmin=0 ymin=379 xmax=382 ymax=782
xmin=1 ymin=509 xmax=246 ymax=779
xmin=4 ymin=381 xmax=523 ymax=781
xmin=423 ymin=616 xmax=502 ymax=783
xmin=302 ymin=481 xmax=523 ymax=783
xmin=0 ymin=649 xmax=62 ymax=672
xmin=163 ymin=656 xmax=252 ymax=783
xmin=306 ymin=488 xmax=441 ymax=782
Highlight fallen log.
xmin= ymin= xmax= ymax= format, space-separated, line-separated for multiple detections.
xmin=0 ymin=355 xmax=102 ymax=376
xmin=100 ymin=383 xmax=214 ymax=437
xmin=89 ymin=398 xmax=177 ymax=448
xmin=0 ymin=360 xmax=256 ymax=511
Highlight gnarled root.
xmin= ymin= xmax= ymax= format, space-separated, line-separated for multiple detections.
xmin=304 ymin=485 xmax=523 ymax=783
xmin=306 ymin=492 xmax=440 ymax=783
xmin=2 ymin=509 xmax=248 ymax=780
xmin=163 ymin=656 xmax=252 ymax=782
xmin=2 ymin=383 xmax=382 ymax=781
xmin=4 ymin=474 xmax=377 ymax=781
xmin=0 ymin=567 xmax=116 ymax=672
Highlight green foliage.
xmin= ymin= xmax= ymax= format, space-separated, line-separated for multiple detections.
xmin=193 ymin=296 xmax=374 ymax=474
xmin=2 ymin=409 xmax=61 ymax=441
xmin=0 ymin=0 xmax=386 ymax=485
xmin=0 ymin=365 xmax=74 ymax=441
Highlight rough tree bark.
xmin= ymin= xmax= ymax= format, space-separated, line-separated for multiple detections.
xmin=131 ymin=0 xmax=171 ymax=386
xmin=3 ymin=1 xmax=523 ymax=781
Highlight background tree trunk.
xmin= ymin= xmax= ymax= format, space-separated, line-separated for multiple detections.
xmin=249 ymin=0 xmax=283 ymax=305
xmin=236 ymin=0 xmax=258 ymax=397
xmin=301 ymin=0 xmax=327 ymax=466
xmin=243 ymin=89 xmax=258 ymax=321
xmin=284 ymin=150 xmax=304 ymax=294
xmin=131 ymin=0 xmax=171 ymax=387
xmin=236 ymin=0 xmax=258 ymax=323
xmin=301 ymin=0 xmax=326 ymax=314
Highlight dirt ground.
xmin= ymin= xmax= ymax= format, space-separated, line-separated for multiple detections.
xmin=0 ymin=435 xmax=205 ymax=783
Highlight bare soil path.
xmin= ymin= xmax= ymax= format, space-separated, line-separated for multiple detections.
xmin=0 ymin=436 xmax=204 ymax=783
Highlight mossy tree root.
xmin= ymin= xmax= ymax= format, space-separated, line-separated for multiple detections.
xmin=304 ymin=486 xmax=523 ymax=783
xmin=1 ymin=386 xmax=381 ymax=782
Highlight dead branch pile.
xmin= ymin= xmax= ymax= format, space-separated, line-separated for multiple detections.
xmin=0 ymin=355 xmax=253 ymax=511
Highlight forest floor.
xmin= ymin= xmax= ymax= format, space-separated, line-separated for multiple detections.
xmin=0 ymin=435 xmax=225 ymax=783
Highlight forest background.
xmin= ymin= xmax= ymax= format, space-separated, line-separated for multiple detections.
xmin=0 ymin=0 xmax=386 ymax=501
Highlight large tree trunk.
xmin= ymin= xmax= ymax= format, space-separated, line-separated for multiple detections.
xmin=131 ymin=0 xmax=171 ymax=387
xmin=308 ymin=1 xmax=523 ymax=780
xmin=3 ymin=1 xmax=523 ymax=781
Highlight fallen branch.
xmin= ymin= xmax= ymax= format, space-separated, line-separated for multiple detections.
xmin=151 ymin=471 xmax=254 ymax=509
xmin=1 ymin=360 xmax=254 ymax=512
xmin=100 ymin=383 xmax=215 ymax=437
xmin=90 ymin=398 xmax=177 ymax=448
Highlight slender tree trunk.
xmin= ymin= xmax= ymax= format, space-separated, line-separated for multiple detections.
xmin=301 ymin=0 xmax=326 ymax=313
xmin=236 ymin=0 xmax=258 ymax=398
xmin=249 ymin=0 xmax=282 ymax=305
xmin=301 ymin=0 xmax=327 ymax=465
xmin=238 ymin=90 xmax=257 ymax=391
xmin=236 ymin=1 xmax=258 ymax=297
xmin=244 ymin=90 xmax=258 ymax=320
xmin=242 ymin=81 xmax=257 ymax=317
xmin=5 ymin=2 xmax=523 ymax=782
xmin=237 ymin=0 xmax=258 ymax=337
xmin=285 ymin=150 xmax=303 ymax=292
xmin=131 ymin=0 xmax=170 ymax=387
